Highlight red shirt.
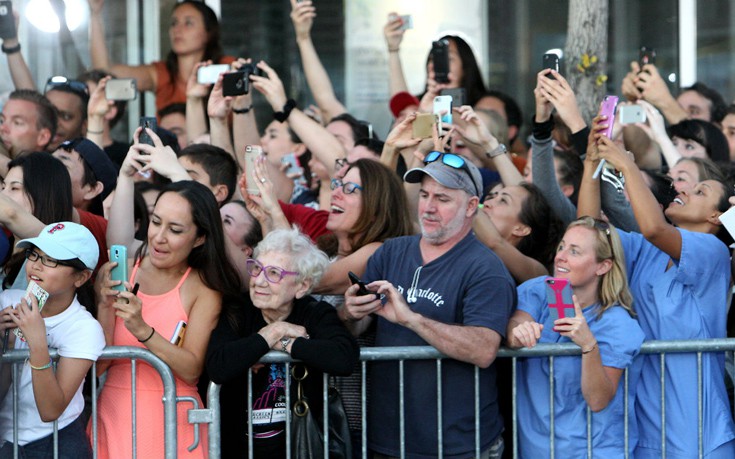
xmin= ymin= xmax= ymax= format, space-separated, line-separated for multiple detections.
xmin=279 ymin=202 xmax=332 ymax=243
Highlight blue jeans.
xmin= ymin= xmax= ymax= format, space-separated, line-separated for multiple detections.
xmin=0 ymin=415 xmax=92 ymax=459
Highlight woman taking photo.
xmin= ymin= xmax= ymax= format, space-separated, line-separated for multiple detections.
xmin=206 ymin=228 xmax=359 ymax=457
xmin=0 ymin=222 xmax=105 ymax=458
xmin=578 ymin=118 xmax=735 ymax=458
xmin=88 ymin=0 xmax=233 ymax=110
xmin=93 ymin=137 xmax=240 ymax=457
xmin=508 ymin=216 xmax=644 ymax=458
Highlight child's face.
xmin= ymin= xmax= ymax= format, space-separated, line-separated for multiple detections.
xmin=25 ymin=248 xmax=89 ymax=298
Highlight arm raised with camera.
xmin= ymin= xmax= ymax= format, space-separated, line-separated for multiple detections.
xmin=250 ymin=61 xmax=346 ymax=177
xmin=291 ymin=0 xmax=346 ymax=123
xmin=1 ymin=10 xmax=35 ymax=91
xmin=384 ymin=12 xmax=410 ymax=96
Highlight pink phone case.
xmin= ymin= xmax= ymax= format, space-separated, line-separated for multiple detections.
xmin=545 ymin=277 xmax=575 ymax=322
xmin=592 ymin=95 xmax=619 ymax=178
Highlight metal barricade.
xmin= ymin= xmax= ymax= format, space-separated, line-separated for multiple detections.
xmin=0 ymin=346 xmax=179 ymax=459
xmin=202 ymin=339 xmax=735 ymax=459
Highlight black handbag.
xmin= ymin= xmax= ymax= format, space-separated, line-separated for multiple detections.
xmin=291 ymin=365 xmax=352 ymax=459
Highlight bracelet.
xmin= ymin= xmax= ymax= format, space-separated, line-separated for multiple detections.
xmin=1 ymin=43 xmax=21 ymax=54
xmin=29 ymin=359 xmax=53 ymax=371
xmin=86 ymin=128 xmax=103 ymax=135
xmin=138 ymin=327 xmax=155 ymax=344
xmin=581 ymin=342 xmax=598 ymax=354
xmin=388 ymin=47 xmax=400 ymax=53
xmin=486 ymin=143 xmax=508 ymax=158
xmin=273 ymin=99 xmax=296 ymax=123
xmin=232 ymin=105 xmax=253 ymax=115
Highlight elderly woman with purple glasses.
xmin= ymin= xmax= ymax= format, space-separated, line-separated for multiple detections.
xmin=206 ymin=227 xmax=359 ymax=457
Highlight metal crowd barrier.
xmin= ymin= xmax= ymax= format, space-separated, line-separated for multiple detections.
xmin=0 ymin=346 xmax=179 ymax=459
xmin=3 ymin=340 xmax=735 ymax=459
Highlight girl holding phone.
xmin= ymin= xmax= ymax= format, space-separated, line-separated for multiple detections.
xmin=507 ymin=217 xmax=644 ymax=458
xmin=0 ymin=222 xmax=104 ymax=458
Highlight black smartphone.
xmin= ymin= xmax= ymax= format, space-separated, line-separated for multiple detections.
xmin=348 ymin=271 xmax=371 ymax=296
xmin=431 ymin=40 xmax=450 ymax=84
xmin=440 ymin=88 xmax=466 ymax=107
xmin=639 ymin=46 xmax=656 ymax=68
xmin=543 ymin=53 xmax=560 ymax=79
xmin=222 ymin=71 xmax=247 ymax=97
xmin=0 ymin=1 xmax=15 ymax=41
xmin=138 ymin=117 xmax=157 ymax=147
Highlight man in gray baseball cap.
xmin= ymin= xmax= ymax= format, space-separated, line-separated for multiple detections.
xmin=341 ymin=151 xmax=514 ymax=458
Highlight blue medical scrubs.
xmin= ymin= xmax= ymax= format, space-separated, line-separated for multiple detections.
xmin=515 ymin=276 xmax=644 ymax=459
xmin=619 ymin=229 xmax=735 ymax=458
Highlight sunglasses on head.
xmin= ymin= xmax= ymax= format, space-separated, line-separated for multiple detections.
xmin=44 ymin=76 xmax=89 ymax=100
xmin=424 ymin=151 xmax=480 ymax=197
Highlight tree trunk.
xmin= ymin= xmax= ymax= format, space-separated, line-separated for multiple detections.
xmin=565 ymin=0 xmax=609 ymax=124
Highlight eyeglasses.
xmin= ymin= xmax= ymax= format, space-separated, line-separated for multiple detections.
xmin=424 ymin=151 xmax=481 ymax=197
xmin=44 ymin=76 xmax=90 ymax=100
xmin=25 ymin=249 xmax=83 ymax=269
xmin=330 ymin=178 xmax=362 ymax=194
xmin=246 ymin=259 xmax=299 ymax=284
xmin=334 ymin=158 xmax=350 ymax=171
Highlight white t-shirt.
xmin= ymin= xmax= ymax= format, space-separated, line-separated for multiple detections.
xmin=0 ymin=290 xmax=105 ymax=445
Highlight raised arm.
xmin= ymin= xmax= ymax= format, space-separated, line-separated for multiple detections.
xmin=185 ymin=61 xmax=214 ymax=144
xmin=87 ymin=0 xmax=156 ymax=92
xmin=290 ymin=0 xmax=346 ymax=123
xmin=595 ymin=135 xmax=682 ymax=258
xmin=230 ymin=58 xmax=261 ymax=154
xmin=384 ymin=12 xmax=410 ymax=96
xmin=207 ymin=74 xmax=235 ymax=156
xmin=86 ymin=76 xmax=115 ymax=148
xmin=635 ymin=63 xmax=688 ymax=125
xmin=251 ymin=61 xmax=345 ymax=177
xmin=576 ymin=117 xmax=605 ymax=219
xmin=2 ymin=14 xmax=36 ymax=91
xmin=0 ymin=193 xmax=45 ymax=239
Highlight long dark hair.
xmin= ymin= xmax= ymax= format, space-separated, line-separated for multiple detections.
xmin=424 ymin=35 xmax=487 ymax=106
xmin=515 ymin=183 xmax=564 ymax=272
xmin=3 ymin=153 xmax=73 ymax=288
xmin=164 ymin=1 xmax=223 ymax=96
xmin=136 ymin=181 xmax=240 ymax=298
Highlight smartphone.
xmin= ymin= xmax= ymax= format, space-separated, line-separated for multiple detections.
xmin=170 ymin=320 xmax=187 ymax=346
xmin=138 ymin=117 xmax=157 ymax=147
xmin=619 ymin=104 xmax=646 ymax=124
xmin=197 ymin=64 xmax=230 ymax=85
xmin=105 ymin=78 xmax=137 ymax=101
xmin=110 ymin=245 xmax=128 ymax=293
xmin=441 ymin=88 xmax=465 ymax=107
xmin=348 ymin=272 xmax=371 ymax=296
xmin=281 ymin=153 xmax=303 ymax=177
xmin=14 ymin=281 xmax=50 ymax=341
xmin=543 ymin=53 xmax=560 ymax=79
xmin=592 ymin=95 xmax=619 ymax=179
xmin=0 ymin=1 xmax=16 ymax=41
xmin=412 ymin=113 xmax=437 ymax=139
xmin=244 ymin=145 xmax=263 ymax=195
xmin=718 ymin=206 xmax=735 ymax=240
xmin=545 ymin=277 xmax=575 ymax=322
xmin=433 ymin=95 xmax=453 ymax=130
xmin=389 ymin=13 xmax=413 ymax=30
xmin=222 ymin=71 xmax=247 ymax=97
xmin=431 ymin=39 xmax=450 ymax=84
xmin=639 ymin=46 xmax=656 ymax=68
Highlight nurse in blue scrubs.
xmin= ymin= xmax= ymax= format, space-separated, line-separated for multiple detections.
xmin=579 ymin=127 xmax=735 ymax=459
xmin=508 ymin=216 xmax=644 ymax=458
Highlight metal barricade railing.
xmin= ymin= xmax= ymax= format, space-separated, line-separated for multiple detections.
xmin=6 ymin=339 xmax=731 ymax=458
xmin=202 ymin=338 xmax=735 ymax=459
xmin=1 ymin=346 xmax=179 ymax=459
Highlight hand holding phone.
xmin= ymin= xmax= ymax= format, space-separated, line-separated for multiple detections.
xmin=592 ymin=95 xmax=619 ymax=179
xmin=348 ymin=272 xmax=384 ymax=301
xmin=431 ymin=40 xmax=450 ymax=84
xmin=243 ymin=145 xmax=263 ymax=195
xmin=0 ymin=1 xmax=16 ymax=41
xmin=433 ymin=95 xmax=453 ymax=130
xmin=110 ymin=245 xmax=128 ymax=293
xmin=105 ymin=79 xmax=138 ymax=101
xmin=545 ymin=277 xmax=575 ymax=324
xmin=138 ymin=117 xmax=157 ymax=147
xmin=542 ymin=53 xmax=560 ymax=79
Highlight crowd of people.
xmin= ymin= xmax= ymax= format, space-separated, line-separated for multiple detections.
xmin=0 ymin=0 xmax=732 ymax=458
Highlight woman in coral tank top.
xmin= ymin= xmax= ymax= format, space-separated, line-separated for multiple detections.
xmin=91 ymin=177 xmax=240 ymax=458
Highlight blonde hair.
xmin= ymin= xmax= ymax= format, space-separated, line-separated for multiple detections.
xmin=567 ymin=217 xmax=634 ymax=317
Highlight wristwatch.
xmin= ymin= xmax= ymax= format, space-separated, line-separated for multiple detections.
xmin=280 ymin=337 xmax=292 ymax=352
xmin=486 ymin=143 xmax=507 ymax=158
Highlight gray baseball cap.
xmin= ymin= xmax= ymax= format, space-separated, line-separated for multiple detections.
xmin=404 ymin=153 xmax=483 ymax=198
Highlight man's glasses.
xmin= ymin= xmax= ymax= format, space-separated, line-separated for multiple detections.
xmin=330 ymin=178 xmax=362 ymax=194
xmin=246 ymin=259 xmax=299 ymax=284
xmin=25 ymin=249 xmax=83 ymax=270
xmin=424 ymin=151 xmax=481 ymax=197
xmin=44 ymin=76 xmax=90 ymax=100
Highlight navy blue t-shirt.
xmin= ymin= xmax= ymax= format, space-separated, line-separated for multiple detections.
xmin=364 ymin=232 xmax=515 ymax=458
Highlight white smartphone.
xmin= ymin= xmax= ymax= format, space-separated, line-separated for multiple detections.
xmin=619 ymin=104 xmax=647 ymax=124
xmin=197 ymin=64 xmax=230 ymax=85
xmin=433 ymin=95 xmax=453 ymax=131
xmin=244 ymin=145 xmax=263 ymax=196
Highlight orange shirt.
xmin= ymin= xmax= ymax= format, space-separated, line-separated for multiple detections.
xmin=152 ymin=56 xmax=236 ymax=112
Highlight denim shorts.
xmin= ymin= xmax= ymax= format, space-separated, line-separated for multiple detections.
xmin=0 ymin=415 xmax=92 ymax=459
